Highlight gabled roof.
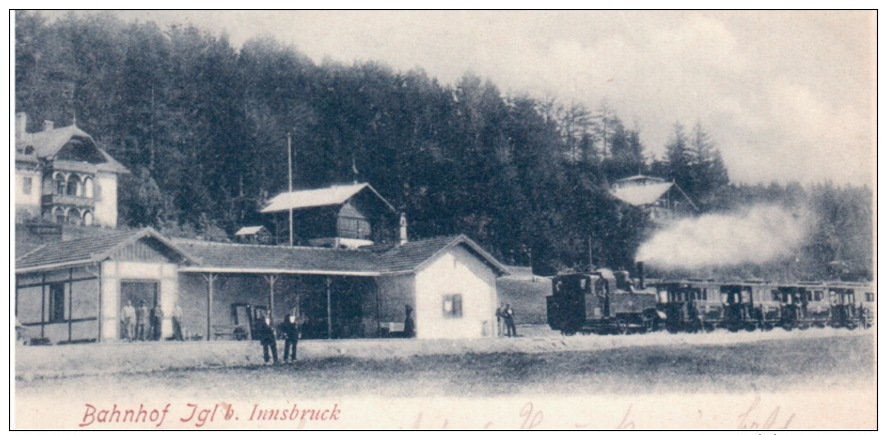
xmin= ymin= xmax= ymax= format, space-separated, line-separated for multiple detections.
xmin=373 ymin=235 xmax=510 ymax=276
xmin=175 ymin=234 xmax=508 ymax=277
xmin=16 ymin=228 xmax=508 ymax=278
xmin=96 ymin=148 xmax=129 ymax=173
xmin=17 ymin=124 xmax=128 ymax=173
xmin=234 ymin=226 xmax=267 ymax=236
xmin=19 ymin=124 xmax=92 ymax=158
xmin=261 ymin=183 xmax=396 ymax=214
xmin=15 ymin=228 xmax=194 ymax=273
xmin=614 ymin=175 xmax=666 ymax=184
xmin=609 ymin=181 xmax=675 ymax=206
xmin=175 ymin=240 xmax=380 ymax=276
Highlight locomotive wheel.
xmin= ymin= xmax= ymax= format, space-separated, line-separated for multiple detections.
xmin=744 ymin=323 xmax=756 ymax=332
xmin=782 ymin=324 xmax=793 ymax=332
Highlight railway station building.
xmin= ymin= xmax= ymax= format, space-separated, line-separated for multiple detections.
xmin=15 ymin=224 xmax=508 ymax=344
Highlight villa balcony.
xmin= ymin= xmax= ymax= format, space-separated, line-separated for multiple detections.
xmin=41 ymin=194 xmax=95 ymax=209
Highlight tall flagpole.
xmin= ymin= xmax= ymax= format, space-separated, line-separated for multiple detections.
xmin=288 ymin=132 xmax=294 ymax=246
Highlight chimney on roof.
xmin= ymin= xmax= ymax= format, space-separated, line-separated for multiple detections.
xmin=43 ymin=120 xmax=54 ymax=131
xmin=399 ymin=213 xmax=408 ymax=246
xmin=16 ymin=112 xmax=27 ymax=138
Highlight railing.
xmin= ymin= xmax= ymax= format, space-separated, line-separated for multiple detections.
xmin=41 ymin=194 xmax=95 ymax=208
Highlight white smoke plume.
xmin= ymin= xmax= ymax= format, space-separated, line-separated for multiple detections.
xmin=637 ymin=204 xmax=810 ymax=270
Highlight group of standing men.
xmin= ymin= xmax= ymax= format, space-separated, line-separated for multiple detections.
xmin=120 ymin=299 xmax=183 ymax=341
xmin=496 ymin=303 xmax=518 ymax=337
xmin=256 ymin=312 xmax=306 ymax=364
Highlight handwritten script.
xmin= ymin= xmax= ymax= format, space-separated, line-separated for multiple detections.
xmin=737 ymin=396 xmax=794 ymax=429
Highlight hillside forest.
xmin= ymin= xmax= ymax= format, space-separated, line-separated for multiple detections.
xmin=14 ymin=12 xmax=873 ymax=280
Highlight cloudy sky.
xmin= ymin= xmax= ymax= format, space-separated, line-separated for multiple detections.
xmin=43 ymin=11 xmax=876 ymax=186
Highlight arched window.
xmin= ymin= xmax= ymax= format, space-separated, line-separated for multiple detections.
xmin=83 ymin=177 xmax=94 ymax=198
xmin=82 ymin=210 xmax=94 ymax=226
xmin=54 ymin=174 xmax=66 ymax=195
xmin=66 ymin=174 xmax=81 ymax=196
xmin=66 ymin=208 xmax=81 ymax=226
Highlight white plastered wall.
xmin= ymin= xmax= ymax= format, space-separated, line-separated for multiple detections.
xmin=414 ymin=245 xmax=498 ymax=339
xmin=15 ymin=168 xmax=41 ymax=218
xmin=94 ymin=171 xmax=118 ymax=228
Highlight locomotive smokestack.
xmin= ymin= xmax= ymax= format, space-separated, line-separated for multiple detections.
xmin=636 ymin=261 xmax=645 ymax=289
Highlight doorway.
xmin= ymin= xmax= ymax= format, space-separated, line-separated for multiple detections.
xmin=119 ymin=280 xmax=159 ymax=339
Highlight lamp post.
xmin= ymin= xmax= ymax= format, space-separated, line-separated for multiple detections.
xmin=287 ymin=132 xmax=294 ymax=246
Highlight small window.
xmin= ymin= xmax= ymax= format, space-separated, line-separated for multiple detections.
xmin=49 ymin=283 xmax=65 ymax=322
xmin=866 ymin=293 xmax=874 ymax=302
xmin=701 ymin=289 xmax=707 ymax=301
xmin=442 ymin=294 xmax=462 ymax=318
xmin=66 ymin=175 xmax=80 ymax=196
xmin=23 ymin=177 xmax=32 ymax=194
xmin=55 ymin=175 xmax=66 ymax=195
xmin=771 ymin=290 xmax=780 ymax=302
xmin=805 ymin=290 xmax=813 ymax=302
xmin=814 ymin=291 xmax=823 ymax=302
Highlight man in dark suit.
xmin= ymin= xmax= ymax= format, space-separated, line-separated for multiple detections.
xmin=257 ymin=316 xmax=278 ymax=364
xmin=280 ymin=314 xmax=301 ymax=363
xmin=150 ymin=303 xmax=164 ymax=340
xmin=504 ymin=304 xmax=517 ymax=337
xmin=135 ymin=300 xmax=149 ymax=341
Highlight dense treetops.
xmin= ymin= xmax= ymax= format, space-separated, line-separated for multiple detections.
xmin=15 ymin=11 xmax=871 ymax=279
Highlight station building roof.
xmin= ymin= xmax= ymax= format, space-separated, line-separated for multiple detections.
xmin=17 ymin=229 xmax=509 ymax=277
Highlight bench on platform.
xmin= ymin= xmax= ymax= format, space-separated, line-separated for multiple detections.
xmin=212 ymin=325 xmax=249 ymax=340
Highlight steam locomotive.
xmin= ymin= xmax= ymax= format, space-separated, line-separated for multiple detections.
xmin=546 ymin=262 xmax=874 ymax=335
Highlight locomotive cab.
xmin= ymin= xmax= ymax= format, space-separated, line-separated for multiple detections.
xmin=547 ymin=274 xmax=595 ymax=334
xmin=547 ymin=271 xmax=657 ymax=335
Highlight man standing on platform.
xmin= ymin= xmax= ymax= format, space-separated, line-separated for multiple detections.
xmin=257 ymin=315 xmax=278 ymax=364
xmin=121 ymin=300 xmax=136 ymax=342
xmin=280 ymin=313 xmax=301 ymax=363
xmin=136 ymin=300 xmax=149 ymax=341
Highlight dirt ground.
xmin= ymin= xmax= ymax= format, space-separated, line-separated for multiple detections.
xmin=14 ymin=328 xmax=875 ymax=429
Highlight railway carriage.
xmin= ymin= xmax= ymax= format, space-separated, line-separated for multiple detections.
xmin=546 ymin=264 xmax=874 ymax=335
